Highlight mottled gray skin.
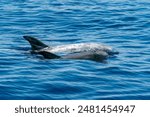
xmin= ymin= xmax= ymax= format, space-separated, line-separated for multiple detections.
xmin=42 ymin=43 xmax=112 ymax=54
xmin=38 ymin=50 xmax=108 ymax=62
xmin=23 ymin=36 xmax=118 ymax=62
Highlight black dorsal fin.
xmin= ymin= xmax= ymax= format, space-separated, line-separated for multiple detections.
xmin=23 ymin=36 xmax=48 ymax=50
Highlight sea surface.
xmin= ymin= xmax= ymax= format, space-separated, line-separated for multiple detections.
xmin=0 ymin=0 xmax=150 ymax=100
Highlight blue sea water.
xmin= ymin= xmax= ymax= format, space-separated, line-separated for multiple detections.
xmin=0 ymin=0 xmax=150 ymax=100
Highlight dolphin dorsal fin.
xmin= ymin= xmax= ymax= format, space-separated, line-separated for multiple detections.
xmin=23 ymin=36 xmax=48 ymax=50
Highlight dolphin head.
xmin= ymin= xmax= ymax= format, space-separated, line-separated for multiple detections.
xmin=107 ymin=49 xmax=119 ymax=55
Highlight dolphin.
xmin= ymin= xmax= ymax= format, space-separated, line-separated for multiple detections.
xmin=23 ymin=36 xmax=119 ymax=62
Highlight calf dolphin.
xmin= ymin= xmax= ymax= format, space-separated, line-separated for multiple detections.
xmin=23 ymin=36 xmax=118 ymax=62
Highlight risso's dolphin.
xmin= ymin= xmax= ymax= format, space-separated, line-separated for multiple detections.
xmin=23 ymin=36 xmax=119 ymax=62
